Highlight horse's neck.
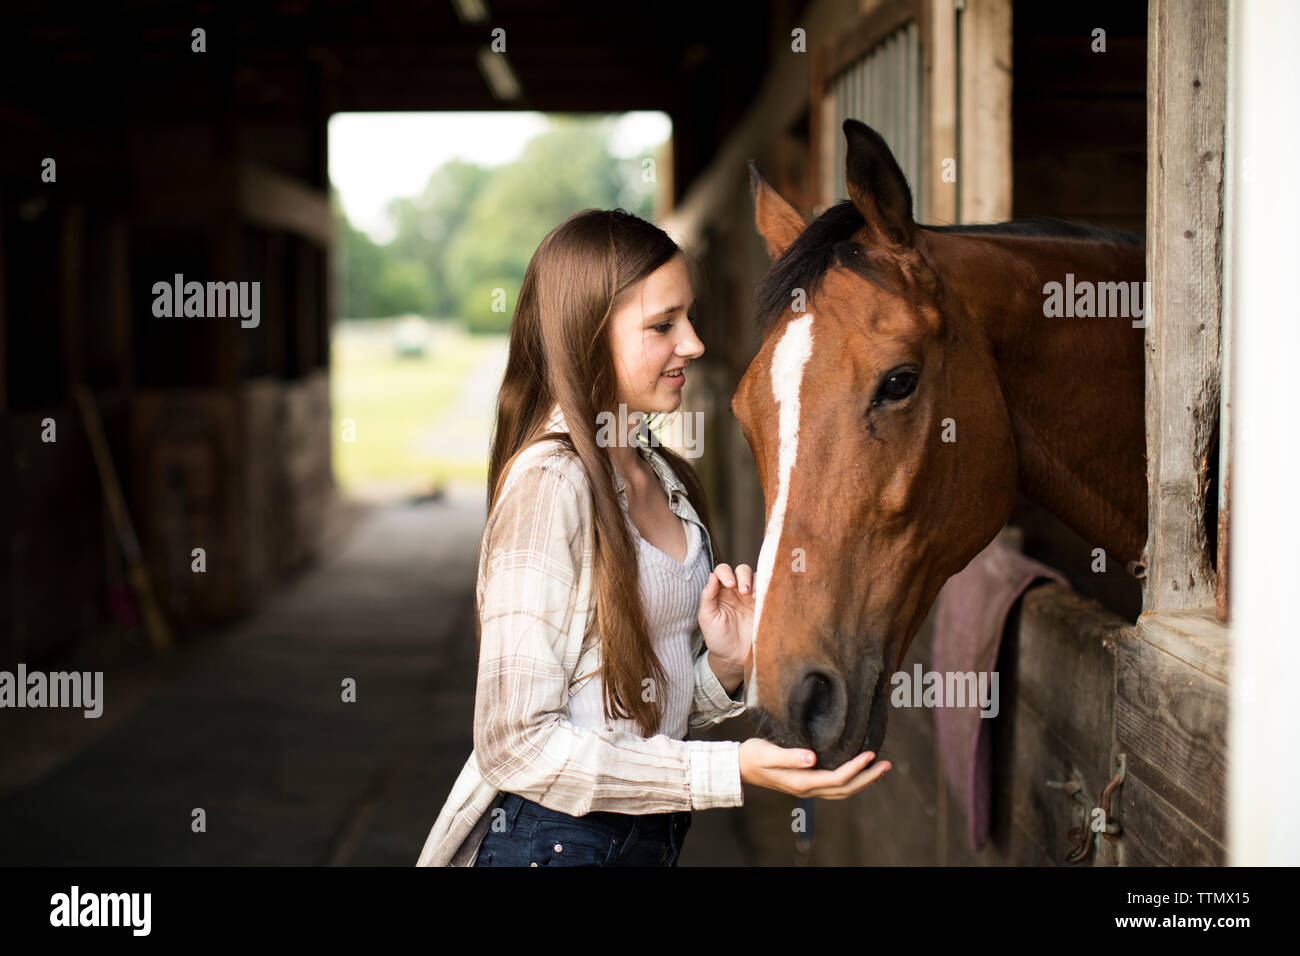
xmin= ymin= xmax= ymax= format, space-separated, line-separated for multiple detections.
xmin=936 ymin=232 xmax=1148 ymax=564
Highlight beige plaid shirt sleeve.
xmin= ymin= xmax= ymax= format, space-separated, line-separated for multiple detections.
xmin=691 ymin=644 xmax=748 ymax=728
xmin=473 ymin=459 xmax=744 ymax=815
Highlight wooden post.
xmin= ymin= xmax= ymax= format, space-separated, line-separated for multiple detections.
xmin=957 ymin=0 xmax=1012 ymax=224
xmin=922 ymin=0 xmax=957 ymax=225
xmin=1142 ymin=0 xmax=1226 ymax=612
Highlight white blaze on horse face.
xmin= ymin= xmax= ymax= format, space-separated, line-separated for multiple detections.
xmin=747 ymin=312 xmax=815 ymax=710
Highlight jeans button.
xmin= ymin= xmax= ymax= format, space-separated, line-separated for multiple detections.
xmin=530 ymin=862 xmax=538 ymax=867
xmin=554 ymin=843 xmax=563 ymax=853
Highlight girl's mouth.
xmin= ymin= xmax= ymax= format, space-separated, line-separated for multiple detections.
xmin=661 ymin=369 xmax=685 ymax=386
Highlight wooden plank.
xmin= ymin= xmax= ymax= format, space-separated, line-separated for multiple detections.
xmin=824 ymin=0 xmax=920 ymax=79
xmin=237 ymin=161 xmax=332 ymax=247
xmin=1118 ymin=772 xmax=1226 ymax=865
xmin=1015 ymin=584 xmax=1121 ymax=774
xmin=921 ymin=0 xmax=957 ymax=224
xmin=997 ymin=592 xmax=1121 ymax=866
xmin=1135 ymin=609 xmax=1228 ymax=683
xmin=1004 ymin=703 xmax=1104 ymax=866
xmin=1143 ymin=0 xmax=1227 ymax=611
xmin=1004 ymin=819 xmax=1059 ymax=866
xmin=810 ymin=40 xmax=828 ymax=207
xmin=958 ymin=0 xmax=1012 ymax=223
xmin=130 ymin=388 xmax=246 ymax=623
xmin=920 ymin=584 xmax=1131 ymax=867
xmin=1114 ymin=624 xmax=1228 ymax=845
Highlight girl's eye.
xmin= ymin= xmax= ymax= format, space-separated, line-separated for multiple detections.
xmin=654 ymin=322 xmax=673 ymax=334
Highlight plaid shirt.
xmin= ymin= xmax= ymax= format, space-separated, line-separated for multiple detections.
xmin=416 ymin=402 xmax=747 ymax=866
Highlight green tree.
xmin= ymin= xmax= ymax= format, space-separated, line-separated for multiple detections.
xmin=384 ymin=159 xmax=491 ymax=318
xmin=332 ymin=114 xmax=663 ymax=326
xmin=444 ymin=116 xmax=658 ymax=331
xmin=370 ymin=260 xmax=433 ymax=319
xmin=331 ymin=189 xmax=385 ymax=319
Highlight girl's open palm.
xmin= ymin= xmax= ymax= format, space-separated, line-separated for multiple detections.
xmin=739 ymin=739 xmax=892 ymax=797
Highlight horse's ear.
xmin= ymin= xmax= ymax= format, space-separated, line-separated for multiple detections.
xmin=749 ymin=159 xmax=805 ymax=261
xmin=843 ymin=119 xmax=916 ymax=250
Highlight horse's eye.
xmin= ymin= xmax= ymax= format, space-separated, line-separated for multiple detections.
xmin=872 ymin=368 xmax=919 ymax=406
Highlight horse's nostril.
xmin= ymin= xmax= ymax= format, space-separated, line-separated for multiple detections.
xmin=789 ymin=669 xmax=846 ymax=752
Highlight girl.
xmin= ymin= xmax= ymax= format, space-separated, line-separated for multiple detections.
xmin=417 ymin=208 xmax=890 ymax=868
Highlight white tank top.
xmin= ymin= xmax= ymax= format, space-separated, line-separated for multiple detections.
xmin=567 ymin=511 xmax=711 ymax=740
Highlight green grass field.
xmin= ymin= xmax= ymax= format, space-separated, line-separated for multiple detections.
xmin=329 ymin=320 xmax=507 ymax=497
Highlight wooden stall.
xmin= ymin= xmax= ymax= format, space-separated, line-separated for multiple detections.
xmin=670 ymin=0 xmax=1231 ymax=866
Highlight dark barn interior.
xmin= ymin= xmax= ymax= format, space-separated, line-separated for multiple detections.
xmin=0 ymin=0 xmax=781 ymax=663
xmin=0 ymin=0 xmax=791 ymax=865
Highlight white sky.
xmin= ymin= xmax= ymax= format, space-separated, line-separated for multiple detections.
xmin=327 ymin=111 xmax=671 ymax=243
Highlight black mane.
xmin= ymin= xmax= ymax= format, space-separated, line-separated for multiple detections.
xmin=753 ymin=200 xmax=1145 ymax=336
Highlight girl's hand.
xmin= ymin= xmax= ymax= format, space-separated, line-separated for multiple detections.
xmin=738 ymin=739 xmax=892 ymax=797
xmin=698 ymin=562 xmax=754 ymax=679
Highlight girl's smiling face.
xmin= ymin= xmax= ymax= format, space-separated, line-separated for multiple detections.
xmin=608 ymin=253 xmax=705 ymax=417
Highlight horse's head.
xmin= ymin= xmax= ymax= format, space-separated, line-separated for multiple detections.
xmin=736 ymin=120 xmax=1017 ymax=769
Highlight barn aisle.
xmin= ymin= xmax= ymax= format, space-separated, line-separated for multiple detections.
xmin=0 ymin=485 xmax=752 ymax=866
xmin=0 ymin=490 xmax=485 ymax=865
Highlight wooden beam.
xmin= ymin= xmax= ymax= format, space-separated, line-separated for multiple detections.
xmin=1143 ymin=0 xmax=1227 ymax=612
xmin=957 ymin=0 xmax=1011 ymax=223
xmin=922 ymin=0 xmax=957 ymax=225
xmin=662 ymin=0 xmax=866 ymax=248
xmin=823 ymin=0 xmax=918 ymax=77
xmin=238 ymin=161 xmax=332 ymax=247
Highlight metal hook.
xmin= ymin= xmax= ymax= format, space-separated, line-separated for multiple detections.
xmin=1046 ymin=772 xmax=1094 ymax=864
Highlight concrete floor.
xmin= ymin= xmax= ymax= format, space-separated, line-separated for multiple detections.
xmin=0 ymin=484 xmax=759 ymax=866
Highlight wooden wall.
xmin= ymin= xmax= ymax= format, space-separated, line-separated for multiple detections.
xmin=1011 ymin=2 xmax=1147 ymax=232
xmin=684 ymin=0 xmax=1228 ymax=867
xmin=699 ymin=574 xmax=1228 ymax=866
xmin=0 ymin=73 xmax=336 ymax=662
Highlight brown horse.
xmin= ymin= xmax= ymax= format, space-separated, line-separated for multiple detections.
xmin=735 ymin=119 xmax=1146 ymax=770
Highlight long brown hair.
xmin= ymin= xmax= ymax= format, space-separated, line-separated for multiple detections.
xmin=480 ymin=208 xmax=719 ymax=738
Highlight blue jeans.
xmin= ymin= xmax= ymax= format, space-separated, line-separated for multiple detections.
xmin=473 ymin=792 xmax=692 ymax=867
